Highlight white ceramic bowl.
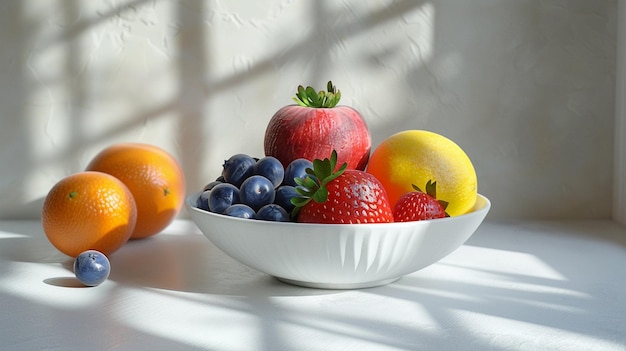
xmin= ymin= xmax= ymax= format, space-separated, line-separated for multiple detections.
xmin=186 ymin=193 xmax=490 ymax=289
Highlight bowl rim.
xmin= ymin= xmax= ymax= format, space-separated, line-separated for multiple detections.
xmin=185 ymin=191 xmax=491 ymax=228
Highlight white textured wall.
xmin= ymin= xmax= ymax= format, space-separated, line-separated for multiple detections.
xmin=614 ymin=0 xmax=626 ymax=225
xmin=0 ymin=0 xmax=617 ymax=220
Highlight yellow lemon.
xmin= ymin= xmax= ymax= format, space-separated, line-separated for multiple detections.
xmin=366 ymin=130 xmax=477 ymax=216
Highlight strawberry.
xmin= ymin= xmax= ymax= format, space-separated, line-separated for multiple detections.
xmin=393 ymin=180 xmax=449 ymax=222
xmin=292 ymin=151 xmax=393 ymax=224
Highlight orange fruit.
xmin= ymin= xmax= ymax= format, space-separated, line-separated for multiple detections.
xmin=85 ymin=143 xmax=186 ymax=239
xmin=42 ymin=171 xmax=137 ymax=257
xmin=367 ymin=130 xmax=477 ymax=216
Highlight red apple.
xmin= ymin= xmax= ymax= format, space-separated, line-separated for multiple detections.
xmin=264 ymin=81 xmax=371 ymax=170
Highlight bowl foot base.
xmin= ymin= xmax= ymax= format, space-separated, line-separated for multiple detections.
xmin=275 ymin=276 xmax=400 ymax=290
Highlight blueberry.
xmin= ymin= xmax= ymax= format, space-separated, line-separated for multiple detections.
xmin=283 ymin=158 xmax=314 ymax=187
xmin=224 ymin=204 xmax=256 ymax=219
xmin=196 ymin=190 xmax=211 ymax=211
xmin=208 ymin=183 xmax=240 ymax=213
xmin=74 ymin=250 xmax=111 ymax=287
xmin=203 ymin=180 xmax=222 ymax=192
xmin=274 ymin=185 xmax=302 ymax=214
xmin=240 ymin=175 xmax=275 ymax=211
xmin=254 ymin=156 xmax=284 ymax=187
xmin=222 ymin=154 xmax=256 ymax=187
xmin=256 ymin=204 xmax=290 ymax=222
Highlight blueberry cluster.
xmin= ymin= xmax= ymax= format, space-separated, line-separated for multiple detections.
xmin=196 ymin=154 xmax=313 ymax=222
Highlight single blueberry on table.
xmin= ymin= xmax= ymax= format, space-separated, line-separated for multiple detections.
xmin=256 ymin=204 xmax=290 ymax=222
xmin=240 ymin=175 xmax=275 ymax=211
xmin=224 ymin=204 xmax=256 ymax=219
xmin=283 ymin=158 xmax=314 ymax=187
xmin=208 ymin=183 xmax=240 ymax=214
xmin=222 ymin=154 xmax=256 ymax=187
xmin=73 ymin=250 xmax=111 ymax=287
xmin=254 ymin=156 xmax=284 ymax=187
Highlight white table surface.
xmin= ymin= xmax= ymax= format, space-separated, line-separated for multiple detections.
xmin=1 ymin=219 xmax=625 ymax=351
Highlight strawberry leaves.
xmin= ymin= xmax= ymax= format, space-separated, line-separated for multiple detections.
xmin=291 ymin=150 xmax=347 ymax=217
xmin=293 ymin=81 xmax=342 ymax=108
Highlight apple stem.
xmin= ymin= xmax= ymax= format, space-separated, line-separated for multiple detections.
xmin=293 ymin=81 xmax=342 ymax=108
